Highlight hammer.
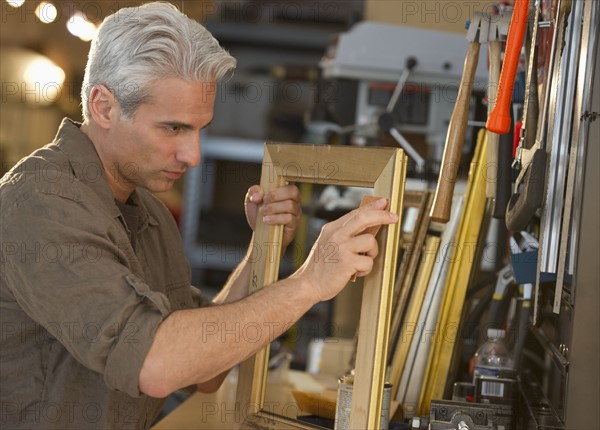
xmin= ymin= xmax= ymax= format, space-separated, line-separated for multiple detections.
xmin=486 ymin=10 xmax=511 ymax=199
xmin=430 ymin=13 xmax=488 ymax=223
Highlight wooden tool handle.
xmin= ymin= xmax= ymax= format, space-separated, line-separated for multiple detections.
xmin=488 ymin=40 xmax=503 ymax=109
xmin=486 ymin=0 xmax=530 ymax=134
xmin=430 ymin=42 xmax=480 ymax=223
xmin=486 ymin=40 xmax=502 ymax=198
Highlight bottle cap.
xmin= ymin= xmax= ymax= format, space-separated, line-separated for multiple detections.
xmin=487 ymin=328 xmax=505 ymax=339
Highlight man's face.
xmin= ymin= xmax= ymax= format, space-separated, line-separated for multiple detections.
xmin=104 ymin=77 xmax=215 ymax=201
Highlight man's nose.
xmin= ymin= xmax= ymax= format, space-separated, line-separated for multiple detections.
xmin=176 ymin=133 xmax=201 ymax=168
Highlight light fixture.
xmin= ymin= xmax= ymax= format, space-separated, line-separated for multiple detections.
xmin=66 ymin=11 xmax=98 ymax=42
xmin=23 ymin=56 xmax=65 ymax=104
xmin=35 ymin=1 xmax=58 ymax=24
xmin=5 ymin=0 xmax=25 ymax=7
xmin=2 ymin=47 xmax=66 ymax=106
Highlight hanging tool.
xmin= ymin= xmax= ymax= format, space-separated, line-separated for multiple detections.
xmin=521 ymin=0 xmax=575 ymax=321
xmin=505 ymin=0 xmax=542 ymax=231
xmin=492 ymin=111 xmax=515 ymax=219
xmin=505 ymin=0 xmax=570 ymax=234
xmin=485 ymin=8 xmax=510 ymax=198
xmin=430 ymin=13 xmax=488 ymax=223
xmin=487 ymin=0 xmax=530 ymax=134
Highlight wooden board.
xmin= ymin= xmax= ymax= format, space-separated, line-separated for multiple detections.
xmin=388 ymin=235 xmax=440 ymax=401
xmin=394 ymin=194 xmax=464 ymax=417
xmin=418 ymin=129 xmax=489 ymax=413
xmin=388 ymin=191 xmax=432 ymax=364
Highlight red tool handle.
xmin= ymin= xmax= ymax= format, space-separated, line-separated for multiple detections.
xmin=486 ymin=0 xmax=530 ymax=134
xmin=513 ymin=120 xmax=522 ymax=157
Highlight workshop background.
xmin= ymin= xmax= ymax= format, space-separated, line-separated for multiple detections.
xmin=2 ymin=1 xmax=598 ymax=429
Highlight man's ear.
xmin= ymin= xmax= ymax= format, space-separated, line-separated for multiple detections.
xmin=88 ymin=85 xmax=118 ymax=129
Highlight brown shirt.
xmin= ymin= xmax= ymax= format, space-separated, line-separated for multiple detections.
xmin=0 ymin=119 xmax=207 ymax=429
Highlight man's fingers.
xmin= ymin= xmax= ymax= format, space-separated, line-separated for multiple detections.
xmin=264 ymin=184 xmax=300 ymax=204
xmin=246 ymin=185 xmax=263 ymax=204
xmin=353 ymin=254 xmax=375 ymax=278
xmin=342 ymin=206 xmax=398 ymax=237
xmin=365 ymin=197 xmax=388 ymax=211
xmin=332 ymin=197 xmax=386 ymax=225
xmin=262 ymin=213 xmax=294 ymax=226
xmin=346 ymin=234 xmax=379 ymax=258
xmin=260 ymin=199 xmax=300 ymax=217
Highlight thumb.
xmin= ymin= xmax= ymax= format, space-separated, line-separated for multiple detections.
xmin=245 ymin=185 xmax=264 ymax=230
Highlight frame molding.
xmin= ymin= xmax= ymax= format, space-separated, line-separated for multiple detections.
xmin=235 ymin=143 xmax=407 ymax=429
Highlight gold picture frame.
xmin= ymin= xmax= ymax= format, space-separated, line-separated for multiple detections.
xmin=236 ymin=143 xmax=407 ymax=429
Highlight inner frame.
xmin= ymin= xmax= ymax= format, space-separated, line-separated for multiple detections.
xmin=235 ymin=143 xmax=407 ymax=430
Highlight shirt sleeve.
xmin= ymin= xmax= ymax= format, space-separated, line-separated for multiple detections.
xmin=190 ymin=285 xmax=212 ymax=308
xmin=2 ymin=187 xmax=173 ymax=398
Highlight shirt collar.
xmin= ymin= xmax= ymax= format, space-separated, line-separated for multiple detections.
xmin=53 ymin=118 xmax=156 ymax=229
xmin=128 ymin=189 xmax=159 ymax=230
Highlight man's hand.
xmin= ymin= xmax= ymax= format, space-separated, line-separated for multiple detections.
xmin=244 ymin=184 xmax=301 ymax=249
xmin=291 ymin=198 xmax=398 ymax=302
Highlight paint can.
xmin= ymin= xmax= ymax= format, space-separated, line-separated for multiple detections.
xmin=334 ymin=374 xmax=392 ymax=430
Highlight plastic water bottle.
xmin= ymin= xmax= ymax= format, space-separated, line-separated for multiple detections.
xmin=473 ymin=328 xmax=514 ymax=379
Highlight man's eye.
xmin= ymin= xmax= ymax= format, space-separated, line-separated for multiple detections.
xmin=166 ymin=125 xmax=180 ymax=133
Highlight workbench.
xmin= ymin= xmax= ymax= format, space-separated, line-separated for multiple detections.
xmin=153 ymin=370 xmax=335 ymax=429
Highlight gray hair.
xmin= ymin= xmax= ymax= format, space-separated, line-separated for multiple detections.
xmin=81 ymin=1 xmax=236 ymax=120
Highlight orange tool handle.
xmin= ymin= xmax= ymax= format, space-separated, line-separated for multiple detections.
xmin=430 ymin=42 xmax=480 ymax=223
xmin=486 ymin=0 xmax=530 ymax=134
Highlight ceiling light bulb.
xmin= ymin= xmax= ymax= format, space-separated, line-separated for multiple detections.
xmin=35 ymin=1 xmax=58 ymax=24
xmin=6 ymin=0 xmax=26 ymax=8
xmin=67 ymin=11 xmax=98 ymax=42
xmin=23 ymin=57 xmax=65 ymax=88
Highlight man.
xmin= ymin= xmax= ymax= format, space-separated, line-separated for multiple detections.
xmin=0 ymin=3 xmax=398 ymax=429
